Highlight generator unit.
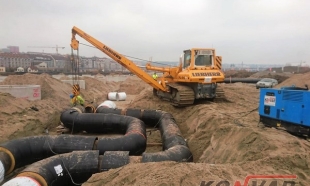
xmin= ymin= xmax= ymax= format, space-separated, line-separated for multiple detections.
xmin=259 ymin=86 xmax=310 ymax=137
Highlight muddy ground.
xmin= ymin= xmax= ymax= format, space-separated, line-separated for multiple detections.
xmin=0 ymin=72 xmax=309 ymax=185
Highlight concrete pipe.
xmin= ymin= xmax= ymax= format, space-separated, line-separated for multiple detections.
xmin=107 ymin=92 xmax=118 ymax=101
xmin=117 ymin=92 xmax=127 ymax=101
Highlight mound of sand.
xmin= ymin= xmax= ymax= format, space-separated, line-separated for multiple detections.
xmin=276 ymin=72 xmax=310 ymax=88
xmin=0 ymin=73 xmax=309 ymax=185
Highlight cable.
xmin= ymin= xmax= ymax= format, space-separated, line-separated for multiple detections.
xmin=61 ymin=158 xmax=83 ymax=186
xmin=79 ymin=42 xmax=175 ymax=67
xmin=46 ymin=136 xmax=83 ymax=186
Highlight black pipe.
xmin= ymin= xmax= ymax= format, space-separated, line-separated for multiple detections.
xmin=60 ymin=109 xmax=146 ymax=155
xmin=1 ymin=107 xmax=192 ymax=181
xmin=142 ymin=145 xmax=192 ymax=162
xmin=100 ymin=151 xmax=130 ymax=171
xmin=84 ymin=103 xmax=98 ymax=113
xmin=18 ymin=151 xmax=99 ymax=186
xmin=96 ymin=108 xmax=162 ymax=127
xmin=6 ymin=150 xmax=131 ymax=185
xmin=0 ymin=135 xmax=97 ymax=175
xmin=95 ymin=107 xmax=122 ymax=115
xmin=223 ymin=78 xmax=262 ymax=84
xmin=141 ymin=111 xmax=192 ymax=162
xmin=96 ymin=108 xmax=193 ymax=162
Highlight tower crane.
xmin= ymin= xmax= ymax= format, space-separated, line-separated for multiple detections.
xmin=27 ymin=45 xmax=65 ymax=54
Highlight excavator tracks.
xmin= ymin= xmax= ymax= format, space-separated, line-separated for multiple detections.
xmin=155 ymin=83 xmax=225 ymax=107
xmin=214 ymin=85 xmax=226 ymax=101
xmin=168 ymin=83 xmax=195 ymax=107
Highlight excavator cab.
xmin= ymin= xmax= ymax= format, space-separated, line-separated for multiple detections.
xmin=183 ymin=49 xmax=216 ymax=69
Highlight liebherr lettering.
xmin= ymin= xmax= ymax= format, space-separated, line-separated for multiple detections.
xmin=192 ymin=72 xmax=221 ymax=77
xmin=103 ymin=46 xmax=121 ymax=60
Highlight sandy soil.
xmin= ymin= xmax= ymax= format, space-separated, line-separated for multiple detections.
xmin=0 ymin=72 xmax=309 ymax=185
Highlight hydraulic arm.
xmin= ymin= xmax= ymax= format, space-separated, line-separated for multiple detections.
xmin=71 ymin=26 xmax=166 ymax=92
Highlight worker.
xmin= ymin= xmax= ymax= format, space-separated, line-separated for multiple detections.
xmin=70 ymin=93 xmax=85 ymax=106
xmin=152 ymin=72 xmax=158 ymax=80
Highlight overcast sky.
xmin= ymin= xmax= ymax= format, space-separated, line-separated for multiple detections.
xmin=0 ymin=0 xmax=309 ymax=65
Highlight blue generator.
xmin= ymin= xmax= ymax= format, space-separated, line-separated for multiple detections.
xmin=259 ymin=86 xmax=310 ymax=137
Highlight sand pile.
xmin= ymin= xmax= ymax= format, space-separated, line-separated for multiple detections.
xmin=0 ymin=72 xmax=309 ymax=185
xmin=117 ymin=76 xmax=150 ymax=95
xmin=276 ymin=72 xmax=310 ymax=88
xmin=82 ymin=79 xmax=309 ymax=185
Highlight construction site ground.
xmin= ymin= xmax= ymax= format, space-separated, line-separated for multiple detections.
xmin=0 ymin=71 xmax=309 ymax=185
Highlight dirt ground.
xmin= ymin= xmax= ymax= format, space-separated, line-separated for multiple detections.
xmin=0 ymin=72 xmax=309 ymax=185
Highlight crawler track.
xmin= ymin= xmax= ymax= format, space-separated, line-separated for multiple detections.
xmin=214 ymin=85 xmax=226 ymax=101
xmin=156 ymin=83 xmax=225 ymax=107
xmin=169 ymin=84 xmax=195 ymax=107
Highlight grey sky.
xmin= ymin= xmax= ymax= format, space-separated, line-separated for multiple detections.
xmin=0 ymin=0 xmax=309 ymax=65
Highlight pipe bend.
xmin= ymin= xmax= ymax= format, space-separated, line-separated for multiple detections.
xmin=17 ymin=151 xmax=99 ymax=186
xmin=141 ymin=145 xmax=192 ymax=162
xmin=0 ymin=135 xmax=97 ymax=175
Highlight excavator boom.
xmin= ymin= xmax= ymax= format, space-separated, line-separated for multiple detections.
xmin=71 ymin=26 xmax=166 ymax=92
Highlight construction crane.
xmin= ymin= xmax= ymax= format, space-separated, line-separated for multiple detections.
xmin=27 ymin=45 xmax=65 ymax=54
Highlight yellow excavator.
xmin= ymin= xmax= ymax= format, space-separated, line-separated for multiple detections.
xmin=71 ymin=26 xmax=225 ymax=107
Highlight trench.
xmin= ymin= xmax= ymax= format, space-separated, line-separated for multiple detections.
xmin=0 ymin=107 xmax=192 ymax=185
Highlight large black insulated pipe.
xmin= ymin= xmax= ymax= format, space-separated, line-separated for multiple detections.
xmin=9 ymin=151 xmax=99 ymax=186
xmin=142 ymin=145 xmax=192 ymax=162
xmin=96 ymin=106 xmax=122 ymax=115
xmin=141 ymin=112 xmax=192 ymax=162
xmin=0 ymin=135 xmax=97 ymax=175
xmin=3 ymin=150 xmax=132 ymax=185
xmin=60 ymin=109 xmax=146 ymax=155
xmin=223 ymin=78 xmax=262 ymax=84
xmin=96 ymin=108 xmax=163 ymax=127
xmin=96 ymin=108 xmax=193 ymax=162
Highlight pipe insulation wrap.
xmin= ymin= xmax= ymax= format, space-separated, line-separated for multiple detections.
xmin=3 ymin=176 xmax=41 ymax=186
xmin=96 ymin=107 xmax=122 ymax=115
xmin=96 ymin=108 xmax=163 ymax=127
xmin=101 ymin=151 xmax=130 ymax=171
xmin=60 ymin=111 xmax=147 ymax=155
xmin=20 ymin=151 xmax=99 ymax=186
xmin=0 ymin=160 xmax=4 ymax=183
xmin=142 ymin=145 xmax=193 ymax=162
xmin=0 ymin=135 xmax=97 ymax=172
xmin=95 ymin=108 xmax=193 ymax=162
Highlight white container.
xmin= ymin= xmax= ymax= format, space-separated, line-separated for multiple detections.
xmin=108 ymin=92 xmax=118 ymax=101
xmin=3 ymin=176 xmax=41 ymax=186
xmin=117 ymin=92 xmax=127 ymax=101
xmin=97 ymin=100 xmax=116 ymax=109
xmin=0 ymin=160 xmax=4 ymax=183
